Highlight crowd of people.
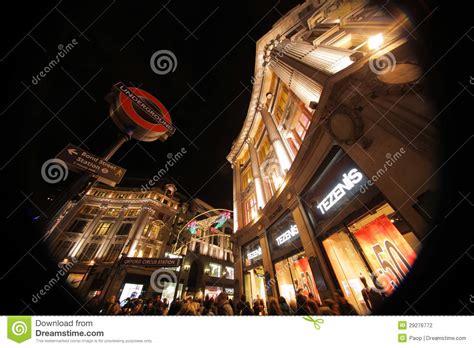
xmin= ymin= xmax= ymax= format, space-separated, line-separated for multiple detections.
xmin=90 ymin=289 xmax=358 ymax=316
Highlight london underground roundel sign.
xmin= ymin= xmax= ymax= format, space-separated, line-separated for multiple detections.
xmin=108 ymin=82 xmax=175 ymax=142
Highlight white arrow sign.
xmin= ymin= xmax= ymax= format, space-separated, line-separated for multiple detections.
xmin=68 ymin=148 xmax=78 ymax=156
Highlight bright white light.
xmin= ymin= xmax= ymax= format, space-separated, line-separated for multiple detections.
xmin=368 ymin=33 xmax=384 ymax=50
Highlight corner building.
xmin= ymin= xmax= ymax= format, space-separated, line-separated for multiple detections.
xmin=228 ymin=0 xmax=439 ymax=314
xmin=45 ymin=182 xmax=234 ymax=304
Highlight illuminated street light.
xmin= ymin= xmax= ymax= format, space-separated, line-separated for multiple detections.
xmin=368 ymin=33 xmax=384 ymax=50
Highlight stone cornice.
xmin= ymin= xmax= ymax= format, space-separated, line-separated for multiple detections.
xmin=226 ymin=4 xmax=305 ymax=164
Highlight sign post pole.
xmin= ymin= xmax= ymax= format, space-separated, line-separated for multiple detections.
xmin=75 ymin=128 xmax=133 ymax=199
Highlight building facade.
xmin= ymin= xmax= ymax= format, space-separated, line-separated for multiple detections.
xmin=45 ymin=182 xmax=235 ymax=304
xmin=227 ymin=0 xmax=439 ymax=314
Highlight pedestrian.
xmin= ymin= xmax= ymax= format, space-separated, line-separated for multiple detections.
xmin=295 ymin=293 xmax=310 ymax=315
xmin=268 ymin=297 xmax=283 ymax=315
xmin=215 ymin=292 xmax=234 ymax=315
xmin=289 ymin=299 xmax=297 ymax=314
xmin=167 ymin=299 xmax=182 ymax=315
xmin=317 ymin=299 xmax=338 ymax=315
xmin=279 ymin=296 xmax=291 ymax=315
xmin=104 ymin=295 xmax=121 ymax=315
xmin=236 ymin=294 xmax=253 ymax=315
xmin=252 ymin=300 xmax=260 ymax=315
xmin=307 ymin=293 xmax=319 ymax=314
xmin=360 ymin=276 xmax=385 ymax=313
xmin=334 ymin=291 xmax=357 ymax=315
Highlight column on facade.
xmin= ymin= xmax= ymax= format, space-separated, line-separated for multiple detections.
xmin=258 ymin=107 xmax=292 ymax=172
xmin=126 ymin=207 xmax=153 ymax=257
xmin=69 ymin=206 xmax=107 ymax=258
xmin=247 ymin=139 xmax=267 ymax=208
xmin=268 ymin=53 xmax=324 ymax=107
xmin=292 ymin=203 xmax=336 ymax=298
xmin=258 ymin=233 xmax=277 ymax=298
xmin=232 ymin=162 xmax=244 ymax=231
xmin=96 ymin=206 xmax=127 ymax=259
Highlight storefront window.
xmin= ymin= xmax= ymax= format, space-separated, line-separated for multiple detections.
xmin=267 ymin=212 xmax=321 ymax=305
xmin=348 ymin=203 xmax=418 ymax=296
xmin=274 ymin=252 xmax=321 ymax=305
xmin=303 ymin=148 xmax=419 ymax=313
xmin=243 ymin=239 xmax=263 ymax=268
xmin=323 ymin=230 xmax=373 ymax=314
xmin=242 ymin=239 xmax=267 ymax=304
xmin=244 ymin=266 xmax=266 ymax=303
xmin=209 ymin=263 xmax=222 ymax=277
xmin=119 ymin=283 xmax=143 ymax=304
xmin=267 ymin=212 xmax=300 ymax=251
xmin=205 ymin=286 xmax=222 ymax=299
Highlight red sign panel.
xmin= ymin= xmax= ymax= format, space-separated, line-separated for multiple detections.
xmin=353 ymin=215 xmax=417 ymax=295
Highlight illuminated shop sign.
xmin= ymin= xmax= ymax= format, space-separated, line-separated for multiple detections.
xmin=247 ymin=247 xmax=262 ymax=260
xmin=316 ymin=168 xmax=363 ymax=215
xmin=224 ymin=288 xmax=234 ymax=294
xmin=275 ymin=224 xmax=299 ymax=246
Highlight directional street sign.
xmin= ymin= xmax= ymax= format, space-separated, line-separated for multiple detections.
xmin=56 ymin=144 xmax=126 ymax=187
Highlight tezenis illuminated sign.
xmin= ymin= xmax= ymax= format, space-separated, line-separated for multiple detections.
xmin=316 ymin=168 xmax=363 ymax=215
xmin=275 ymin=224 xmax=299 ymax=246
xmin=247 ymin=247 xmax=262 ymax=260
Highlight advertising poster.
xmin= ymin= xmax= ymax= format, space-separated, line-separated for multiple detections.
xmin=353 ymin=215 xmax=417 ymax=295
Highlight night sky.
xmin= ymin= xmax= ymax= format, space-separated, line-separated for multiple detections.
xmin=3 ymin=0 xmax=302 ymax=211
xmin=1 ymin=0 xmax=473 ymax=314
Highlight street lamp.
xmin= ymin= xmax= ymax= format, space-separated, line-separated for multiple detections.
xmin=368 ymin=33 xmax=384 ymax=50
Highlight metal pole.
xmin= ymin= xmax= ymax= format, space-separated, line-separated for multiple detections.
xmin=172 ymin=259 xmax=184 ymax=302
xmin=76 ymin=129 xmax=134 ymax=199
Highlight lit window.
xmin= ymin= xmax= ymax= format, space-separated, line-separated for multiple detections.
xmin=80 ymin=205 xmax=99 ymax=216
xmin=258 ymin=134 xmax=271 ymax=163
xmin=94 ymin=222 xmax=113 ymax=236
xmin=105 ymin=208 xmax=121 ymax=217
xmin=225 ymin=266 xmax=234 ymax=280
xmin=286 ymin=108 xmax=312 ymax=157
xmin=93 ymin=190 xmax=107 ymax=197
xmin=274 ymin=84 xmax=289 ymax=124
xmin=244 ymin=194 xmax=258 ymax=224
xmin=125 ymin=209 xmax=140 ymax=217
xmin=143 ymin=223 xmax=161 ymax=240
xmin=241 ymin=165 xmax=253 ymax=190
xmin=209 ymin=263 xmax=222 ymax=277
